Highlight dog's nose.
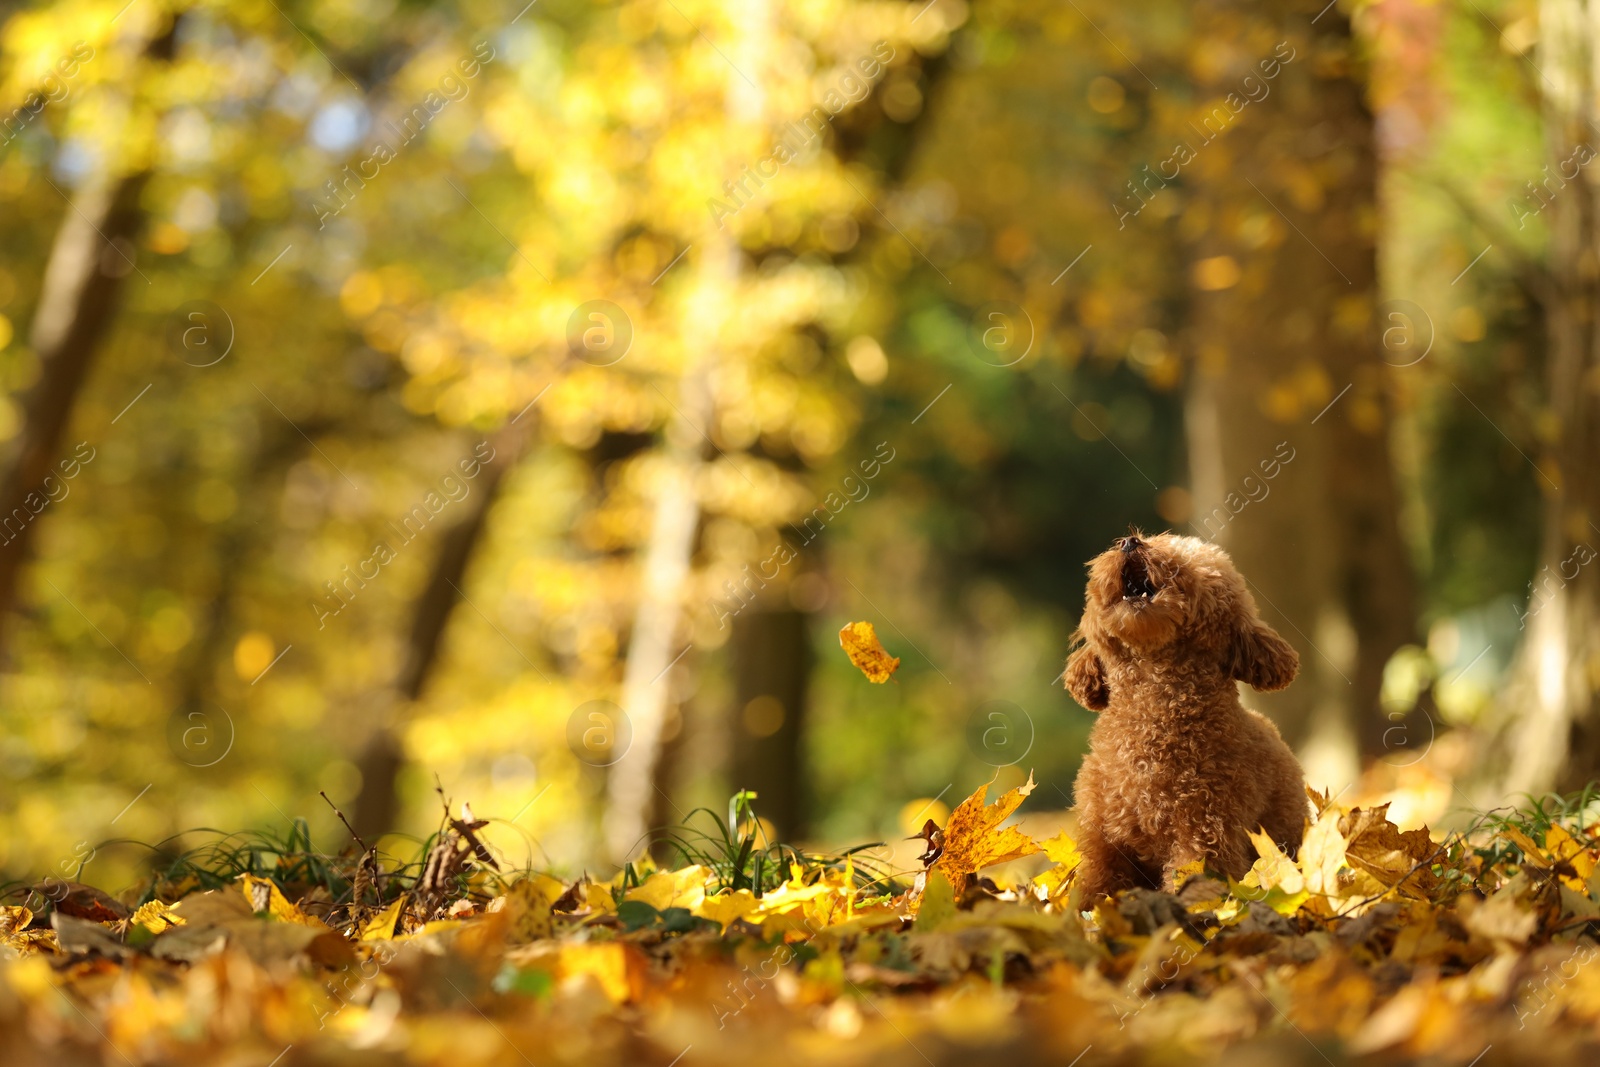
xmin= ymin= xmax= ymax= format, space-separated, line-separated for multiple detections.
xmin=1121 ymin=535 xmax=1142 ymax=554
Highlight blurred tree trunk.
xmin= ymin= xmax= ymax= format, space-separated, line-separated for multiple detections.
xmin=175 ymin=426 xmax=308 ymax=722
xmin=1500 ymin=0 xmax=1600 ymax=794
xmin=603 ymin=0 xmax=771 ymax=859
xmin=729 ymin=606 xmax=812 ymax=839
xmin=601 ymin=363 xmax=712 ymax=860
xmin=0 ymin=173 xmax=148 ymax=662
xmin=1183 ymin=3 xmax=1415 ymax=787
xmin=351 ymin=423 xmax=530 ymax=840
xmin=0 ymin=20 xmax=176 ymax=666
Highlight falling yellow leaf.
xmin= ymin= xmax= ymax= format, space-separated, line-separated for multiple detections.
xmin=839 ymin=621 xmax=900 ymax=683
xmin=933 ymin=771 xmax=1040 ymax=897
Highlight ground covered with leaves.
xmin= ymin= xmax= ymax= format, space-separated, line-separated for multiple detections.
xmin=7 ymin=779 xmax=1600 ymax=1066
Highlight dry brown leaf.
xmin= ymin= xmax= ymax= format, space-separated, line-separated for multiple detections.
xmin=932 ymin=771 xmax=1039 ymax=898
xmin=33 ymin=880 xmax=130 ymax=923
xmin=839 ymin=621 xmax=900 ymax=683
xmin=1340 ymin=804 xmax=1440 ymax=897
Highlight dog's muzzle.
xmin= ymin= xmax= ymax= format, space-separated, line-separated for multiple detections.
xmin=1120 ymin=538 xmax=1157 ymax=601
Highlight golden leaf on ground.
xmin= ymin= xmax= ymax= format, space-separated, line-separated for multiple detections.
xmin=0 ymin=904 xmax=33 ymax=936
xmin=933 ymin=772 xmax=1039 ymax=898
xmin=1300 ymin=805 xmax=1348 ymax=899
xmin=129 ymin=900 xmax=185 ymax=935
xmin=839 ymin=621 xmax=900 ymax=683
xmin=1340 ymin=805 xmax=1439 ymax=896
xmin=913 ymin=868 xmax=957 ymax=931
xmin=625 ymin=866 xmax=710 ymax=912
xmin=750 ymin=867 xmax=849 ymax=933
xmin=504 ymin=874 xmax=568 ymax=943
xmin=559 ymin=942 xmax=634 ymax=1003
xmin=1544 ymin=824 xmax=1597 ymax=890
xmin=1032 ymin=831 xmax=1082 ymax=900
xmin=1463 ymin=881 xmax=1538 ymax=946
xmin=697 ymin=889 xmax=760 ymax=932
xmin=360 ymin=897 xmax=406 ymax=941
xmin=238 ymin=875 xmax=327 ymax=927
xmin=583 ymin=882 xmax=618 ymax=916
xmin=1234 ymin=829 xmax=1309 ymax=915
xmin=1499 ymin=823 xmax=1548 ymax=864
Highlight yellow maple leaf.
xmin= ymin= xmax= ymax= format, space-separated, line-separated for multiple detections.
xmin=624 ymin=865 xmax=709 ymax=912
xmin=1543 ymin=824 xmax=1595 ymax=890
xmin=696 ymin=889 xmax=759 ymax=932
xmin=1341 ymin=805 xmax=1439 ymax=896
xmin=913 ymin=868 xmax=957 ymax=931
xmin=839 ymin=621 xmax=900 ymax=683
xmin=359 ymin=896 xmax=406 ymax=941
xmin=932 ymin=771 xmax=1040 ymax=898
xmin=1032 ymin=831 xmax=1082 ymax=900
xmin=0 ymin=905 xmax=54 ymax=956
xmin=559 ymin=942 xmax=632 ymax=1003
xmin=503 ymin=874 xmax=568 ymax=943
xmin=1299 ymin=804 xmax=1347 ymax=899
xmin=238 ymin=875 xmax=326 ymax=927
xmin=0 ymin=905 xmax=34 ymax=935
xmin=129 ymin=900 xmax=185 ymax=935
xmin=1233 ymin=829 xmax=1309 ymax=915
xmin=583 ymin=882 xmax=618 ymax=916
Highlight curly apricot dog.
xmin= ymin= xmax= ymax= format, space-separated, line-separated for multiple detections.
xmin=1064 ymin=531 xmax=1307 ymax=898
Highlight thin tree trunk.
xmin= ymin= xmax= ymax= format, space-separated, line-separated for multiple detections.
xmin=0 ymin=171 xmax=148 ymax=660
xmin=350 ymin=422 xmax=530 ymax=839
xmin=728 ymin=606 xmax=812 ymax=839
xmin=0 ymin=19 xmax=176 ymax=664
xmin=1183 ymin=3 xmax=1416 ymax=788
xmin=601 ymin=365 xmax=712 ymax=860
xmin=1500 ymin=0 xmax=1600 ymax=795
xmin=174 ymin=427 xmax=307 ymax=724
xmin=602 ymin=0 xmax=769 ymax=860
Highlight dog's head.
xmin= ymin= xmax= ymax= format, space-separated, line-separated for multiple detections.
xmin=1062 ymin=530 xmax=1298 ymax=710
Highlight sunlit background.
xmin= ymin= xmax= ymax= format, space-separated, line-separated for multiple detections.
xmin=0 ymin=0 xmax=1586 ymax=892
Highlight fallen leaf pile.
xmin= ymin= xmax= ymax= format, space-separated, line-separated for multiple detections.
xmin=7 ymin=781 xmax=1600 ymax=1066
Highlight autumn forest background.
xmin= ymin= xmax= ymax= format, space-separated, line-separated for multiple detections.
xmin=0 ymin=0 xmax=1593 ymax=900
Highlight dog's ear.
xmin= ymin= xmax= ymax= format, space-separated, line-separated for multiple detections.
xmin=1064 ymin=643 xmax=1110 ymax=710
xmin=1228 ymin=618 xmax=1299 ymax=691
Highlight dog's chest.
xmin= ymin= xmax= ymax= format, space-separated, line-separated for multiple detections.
xmin=1093 ymin=709 xmax=1213 ymax=823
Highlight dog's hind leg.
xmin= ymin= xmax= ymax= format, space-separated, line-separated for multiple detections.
xmin=1075 ymin=825 xmax=1162 ymax=901
xmin=1260 ymin=778 xmax=1312 ymax=860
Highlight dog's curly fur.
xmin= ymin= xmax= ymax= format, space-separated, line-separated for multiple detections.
xmin=1064 ymin=531 xmax=1308 ymax=898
